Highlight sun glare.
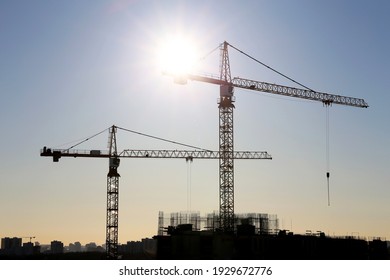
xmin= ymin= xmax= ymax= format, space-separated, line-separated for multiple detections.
xmin=157 ymin=35 xmax=200 ymax=76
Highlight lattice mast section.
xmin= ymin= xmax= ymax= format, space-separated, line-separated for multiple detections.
xmin=106 ymin=125 xmax=120 ymax=259
xmin=219 ymin=41 xmax=235 ymax=233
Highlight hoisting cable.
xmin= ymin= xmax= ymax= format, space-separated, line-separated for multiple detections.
xmin=186 ymin=156 xmax=193 ymax=222
xmin=326 ymin=104 xmax=331 ymax=206
xmin=227 ymin=42 xmax=317 ymax=93
xmin=116 ymin=126 xmax=212 ymax=152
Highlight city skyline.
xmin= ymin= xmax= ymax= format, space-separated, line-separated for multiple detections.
xmin=0 ymin=236 xmax=156 ymax=259
xmin=1 ymin=0 xmax=389 ymax=245
xmin=1 ymin=234 xmax=388 ymax=260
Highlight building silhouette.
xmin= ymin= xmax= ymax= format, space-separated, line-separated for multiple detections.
xmin=1 ymin=237 xmax=22 ymax=250
xmin=50 ymin=240 xmax=64 ymax=254
xmin=0 ymin=237 xmax=40 ymax=257
xmin=68 ymin=242 xmax=82 ymax=253
xmin=118 ymin=238 xmax=157 ymax=259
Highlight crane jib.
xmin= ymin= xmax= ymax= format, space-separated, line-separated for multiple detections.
xmin=231 ymin=77 xmax=368 ymax=108
xmin=41 ymin=147 xmax=272 ymax=161
xmin=173 ymin=73 xmax=368 ymax=108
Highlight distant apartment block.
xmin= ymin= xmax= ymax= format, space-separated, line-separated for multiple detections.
xmin=85 ymin=242 xmax=105 ymax=252
xmin=118 ymin=238 xmax=157 ymax=257
xmin=0 ymin=237 xmax=40 ymax=257
xmin=1 ymin=237 xmax=22 ymax=250
xmin=50 ymin=240 xmax=64 ymax=254
xmin=68 ymin=242 xmax=82 ymax=252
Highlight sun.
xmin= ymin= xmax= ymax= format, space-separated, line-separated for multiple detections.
xmin=156 ymin=35 xmax=200 ymax=78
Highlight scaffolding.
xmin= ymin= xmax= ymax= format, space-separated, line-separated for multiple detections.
xmin=158 ymin=211 xmax=279 ymax=236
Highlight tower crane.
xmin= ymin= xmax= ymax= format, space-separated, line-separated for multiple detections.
xmin=41 ymin=125 xmax=272 ymax=259
xmin=21 ymin=236 xmax=36 ymax=243
xmin=164 ymin=41 xmax=368 ymax=234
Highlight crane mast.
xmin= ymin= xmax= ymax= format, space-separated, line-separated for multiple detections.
xmin=106 ymin=126 xmax=120 ymax=259
xmin=218 ymin=41 xmax=236 ymax=233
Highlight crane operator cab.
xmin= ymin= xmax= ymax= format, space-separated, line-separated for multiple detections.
xmin=220 ymin=84 xmax=234 ymax=97
xmin=219 ymin=84 xmax=235 ymax=108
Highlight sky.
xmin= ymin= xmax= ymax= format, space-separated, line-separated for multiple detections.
xmin=1 ymin=0 xmax=389 ymax=246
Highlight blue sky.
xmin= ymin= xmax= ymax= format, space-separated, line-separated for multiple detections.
xmin=1 ymin=0 xmax=389 ymax=245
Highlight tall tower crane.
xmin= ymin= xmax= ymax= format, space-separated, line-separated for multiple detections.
xmin=164 ymin=41 xmax=368 ymax=233
xmin=41 ymin=125 xmax=272 ymax=259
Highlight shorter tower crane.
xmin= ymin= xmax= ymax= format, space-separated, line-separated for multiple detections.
xmin=21 ymin=236 xmax=36 ymax=243
xmin=41 ymin=125 xmax=272 ymax=259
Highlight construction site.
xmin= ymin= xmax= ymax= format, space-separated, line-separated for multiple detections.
xmin=157 ymin=211 xmax=279 ymax=236
xmin=39 ymin=41 xmax=388 ymax=260
xmin=153 ymin=211 xmax=387 ymax=260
